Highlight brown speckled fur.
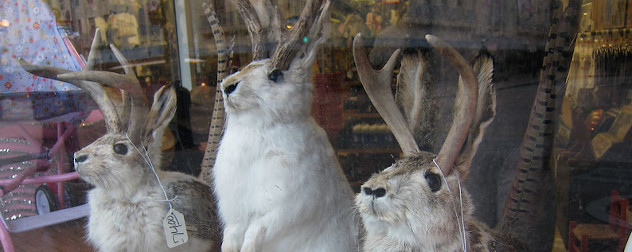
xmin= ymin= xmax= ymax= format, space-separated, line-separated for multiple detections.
xmin=357 ymin=49 xmax=526 ymax=251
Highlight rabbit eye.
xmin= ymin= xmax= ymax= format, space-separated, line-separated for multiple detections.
xmin=424 ymin=173 xmax=441 ymax=192
xmin=268 ymin=69 xmax=283 ymax=82
xmin=113 ymin=143 xmax=128 ymax=155
xmin=224 ymin=82 xmax=239 ymax=95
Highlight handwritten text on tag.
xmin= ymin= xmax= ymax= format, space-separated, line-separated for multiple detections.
xmin=163 ymin=209 xmax=188 ymax=248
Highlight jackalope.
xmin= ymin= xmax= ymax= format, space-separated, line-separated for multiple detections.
xmin=19 ymin=31 xmax=221 ymax=252
xmin=353 ymin=33 xmax=527 ymax=251
xmin=212 ymin=0 xmax=359 ymax=251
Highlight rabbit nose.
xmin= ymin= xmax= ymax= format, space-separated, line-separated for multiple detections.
xmin=363 ymin=187 xmax=386 ymax=198
xmin=224 ymin=82 xmax=239 ymax=95
xmin=74 ymin=154 xmax=88 ymax=163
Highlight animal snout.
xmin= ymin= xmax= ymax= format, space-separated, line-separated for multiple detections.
xmin=224 ymin=82 xmax=239 ymax=95
xmin=74 ymin=154 xmax=88 ymax=164
xmin=363 ymin=187 xmax=386 ymax=198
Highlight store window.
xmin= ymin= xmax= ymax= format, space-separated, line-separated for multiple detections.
xmin=0 ymin=0 xmax=630 ymax=251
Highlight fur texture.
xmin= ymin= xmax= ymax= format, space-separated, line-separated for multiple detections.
xmin=214 ymin=1 xmax=358 ymax=251
xmin=395 ymin=50 xmax=436 ymax=151
xmin=74 ymin=87 xmax=220 ymax=252
xmin=214 ymin=56 xmax=358 ymax=252
xmin=357 ymin=52 xmax=525 ymax=251
xmin=358 ymin=153 xmax=524 ymax=252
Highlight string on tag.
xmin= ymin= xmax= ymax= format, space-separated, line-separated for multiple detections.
xmin=433 ymin=158 xmax=467 ymax=252
xmin=126 ymin=134 xmax=174 ymax=212
xmin=126 ymin=134 xmax=189 ymax=248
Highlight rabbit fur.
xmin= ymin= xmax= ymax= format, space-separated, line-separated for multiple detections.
xmin=357 ymin=53 xmax=526 ymax=252
xmin=74 ymin=86 xmax=220 ymax=252
xmin=358 ymin=153 xmax=524 ymax=252
xmin=213 ymin=17 xmax=359 ymax=252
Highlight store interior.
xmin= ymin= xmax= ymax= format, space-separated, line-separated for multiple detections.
xmin=0 ymin=0 xmax=631 ymax=251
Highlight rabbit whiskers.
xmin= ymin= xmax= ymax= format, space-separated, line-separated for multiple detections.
xmin=434 ymin=158 xmax=467 ymax=252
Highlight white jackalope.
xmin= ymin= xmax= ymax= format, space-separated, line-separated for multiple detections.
xmin=19 ymin=31 xmax=221 ymax=252
xmin=212 ymin=0 xmax=359 ymax=251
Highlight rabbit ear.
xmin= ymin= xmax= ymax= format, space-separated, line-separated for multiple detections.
xmin=453 ymin=52 xmax=496 ymax=178
xmin=395 ymin=50 xmax=436 ymax=151
xmin=144 ymin=85 xmax=177 ymax=149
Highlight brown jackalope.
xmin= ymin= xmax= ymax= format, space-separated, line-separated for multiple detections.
xmin=19 ymin=30 xmax=221 ymax=252
xmin=353 ymin=33 xmax=527 ymax=251
xmin=212 ymin=0 xmax=359 ymax=251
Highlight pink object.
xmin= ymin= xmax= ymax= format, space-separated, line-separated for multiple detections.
xmin=0 ymin=1 xmax=96 ymax=251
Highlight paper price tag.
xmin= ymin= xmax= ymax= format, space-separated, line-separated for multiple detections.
xmin=163 ymin=209 xmax=189 ymax=248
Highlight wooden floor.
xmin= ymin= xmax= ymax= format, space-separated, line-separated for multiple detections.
xmin=5 ymin=218 xmax=223 ymax=252
xmin=6 ymin=218 xmax=94 ymax=252
xmin=2 ymin=218 xmax=570 ymax=252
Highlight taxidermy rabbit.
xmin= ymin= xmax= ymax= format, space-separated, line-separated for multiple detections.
xmin=19 ymin=34 xmax=221 ymax=252
xmin=353 ymin=34 xmax=527 ymax=252
xmin=213 ymin=0 xmax=359 ymax=251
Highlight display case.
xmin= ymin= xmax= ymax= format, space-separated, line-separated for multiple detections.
xmin=1 ymin=0 xmax=631 ymax=251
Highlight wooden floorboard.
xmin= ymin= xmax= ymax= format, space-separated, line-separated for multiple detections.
xmin=2 ymin=218 xmax=569 ymax=252
xmin=5 ymin=219 xmax=222 ymax=252
xmin=5 ymin=218 xmax=94 ymax=252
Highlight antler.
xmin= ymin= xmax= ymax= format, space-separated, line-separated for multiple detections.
xmin=270 ymin=0 xmax=328 ymax=71
xmin=57 ymin=45 xmax=148 ymax=143
xmin=352 ymin=33 xmax=420 ymax=156
xmin=18 ymin=29 xmax=121 ymax=133
xmin=353 ymin=34 xmax=480 ymax=175
xmin=425 ymin=35 xmax=478 ymax=175
xmin=232 ymin=0 xmax=329 ymax=71
xmin=232 ymin=0 xmax=279 ymax=60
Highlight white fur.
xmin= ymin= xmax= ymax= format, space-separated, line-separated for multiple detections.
xmin=75 ymin=134 xmax=216 ymax=252
xmin=214 ymin=59 xmax=359 ymax=252
xmin=86 ymin=176 xmax=211 ymax=252
xmin=356 ymin=154 xmax=468 ymax=252
xmin=76 ymin=136 xmax=216 ymax=252
xmin=74 ymin=87 xmax=218 ymax=252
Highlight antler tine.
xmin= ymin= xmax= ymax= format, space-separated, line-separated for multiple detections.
xmin=109 ymin=44 xmax=136 ymax=76
xmin=425 ymin=34 xmax=478 ymax=175
xmin=109 ymin=44 xmax=147 ymax=141
xmin=295 ymin=0 xmax=331 ymax=68
xmin=85 ymin=28 xmax=103 ymax=70
xmin=271 ymin=0 xmax=328 ymax=71
xmin=17 ymin=29 xmax=122 ymax=132
xmin=17 ymin=62 xmax=118 ymax=132
xmin=58 ymin=45 xmax=148 ymax=143
xmin=232 ymin=0 xmax=276 ymax=60
xmin=107 ymin=44 xmax=146 ymax=141
xmin=353 ymin=33 xmax=420 ymax=155
xmin=18 ymin=59 xmax=73 ymax=78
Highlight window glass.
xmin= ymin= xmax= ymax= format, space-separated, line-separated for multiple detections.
xmin=0 ymin=0 xmax=631 ymax=251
